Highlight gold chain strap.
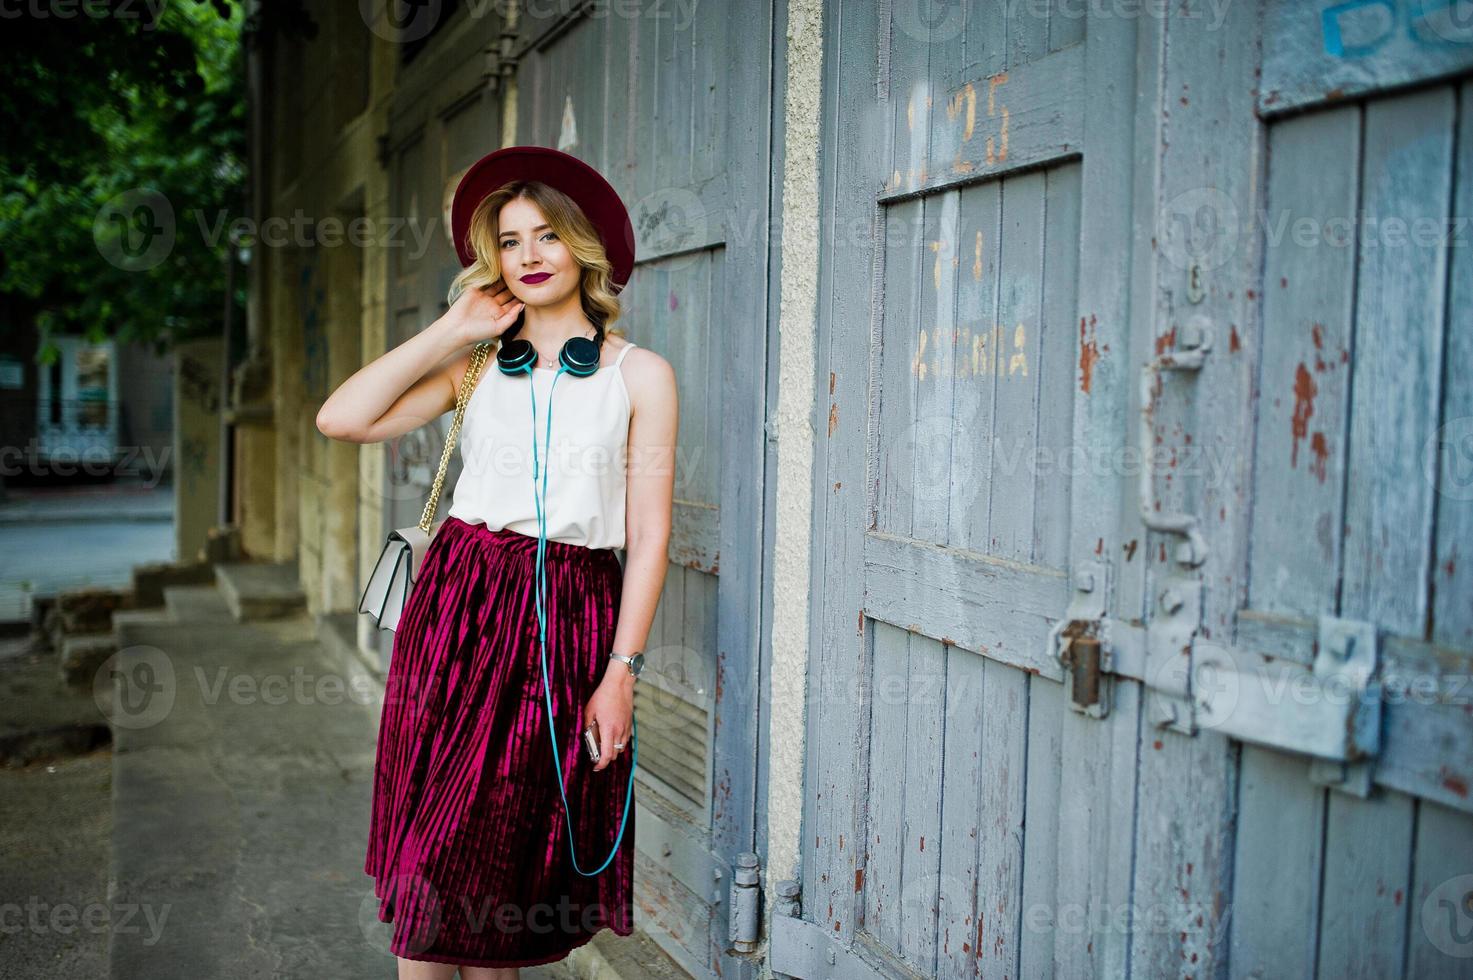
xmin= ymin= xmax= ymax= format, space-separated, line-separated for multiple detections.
xmin=418 ymin=342 xmax=493 ymax=533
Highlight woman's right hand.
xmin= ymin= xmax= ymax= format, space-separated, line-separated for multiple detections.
xmin=446 ymin=279 xmax=525 ymax=346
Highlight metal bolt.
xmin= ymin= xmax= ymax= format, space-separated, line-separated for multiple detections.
xmin=1161 ymin=588 xmax=1184 ymax=614
xmin=1328 ymin=635 xmax=1355 ymax=662
xmin=1075 ymin=570 xmax=1095 ymax=593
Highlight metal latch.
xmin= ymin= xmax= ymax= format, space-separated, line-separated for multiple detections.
xmin=1050 ymin=559 xmax=1113 ymax=718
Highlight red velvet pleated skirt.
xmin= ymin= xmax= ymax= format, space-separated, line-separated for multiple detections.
xmin=364 ymin=515 xmax=636 ymax=968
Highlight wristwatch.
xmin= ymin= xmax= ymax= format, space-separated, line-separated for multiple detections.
xmin=610 ymin=651 xmax=644 ymax=678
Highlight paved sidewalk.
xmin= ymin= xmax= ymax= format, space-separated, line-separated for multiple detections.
xmin=107 ymin=586 xmax=580 ymax=978
xmin=0 ymin=633 xmax=114 ymax=980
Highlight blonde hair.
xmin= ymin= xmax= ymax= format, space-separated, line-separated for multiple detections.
xmin=447 ymin=180 xmax=626 ymax=350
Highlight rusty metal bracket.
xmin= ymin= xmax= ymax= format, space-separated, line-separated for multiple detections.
xmin=1049 ymin=559 xmax=1113 ymax=718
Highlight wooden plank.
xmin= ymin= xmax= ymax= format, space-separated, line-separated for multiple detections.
xmin=1033 ymin=161 xmax=1080 ymax=571
xmin=1317 ymin=787 xmax=1415 ymax=978
xmin=690 ymin=0 xmax=724 ymax=186
xmin=878 ymin=45 xmax=1085 ymax=204
xmin=629 ymin=0 xmax=660 ymax=204
xmin=1228 ymin=747 xmax=1326 ymax=980
xmin=949 ymin=179 xmax=1002 ymax=553
xmin=990 ymin=169 xmax=1045 ymax=563
xmin=1260 ymin=0 xmax=1473 ymax=116
xmin=670 ymin=251 xmax=714 ymax=505
xmin=1007 ymin=0 xmax=1051 ymax=68
xmin=1043 ymin=110 xmax=1140 ymax=957
xmin=1406 ymin=798 xmax=1473 ymax=976
xmin=975 ymin=663 xmax=1028 ymax=979
xmin=936 ymin=645 xmax=986 ymax=979
xmin=864 ymin=622 xmax=910 ymax=949
xmin=1048 ymin=0 xmax=1085 ymax=52
xmin=960 ymin=0 xmax=1007 ymax=84
xmin=708 ymin=2 xmax=772 ymax=973
xmin=602 ymin=0 xmax=636 ymax=178
xmin=862 ymin=531 xmax=1069 ymax=680
xmin=1017 ymin=675 xmax=1063 ymax=980
xmin=878 ymin=197 xmax=925 ymax=537
xmin=899 ymin=636 xmax=945 ymax=972
xmin=1249 ymin=105 xmax=1359 ymax=619
xmin=887 ymin=0 xmax=935 ymax=200
xmin=1342 ymin=86 xmax=1454 ymax=639
xmin=1372 ymin=634 xmax=1473 ymax=815
xmin=1037 ymin=75 xmax=1134 ymax=970
xmin=1432 ymin=79 xmax=1473 ymax=651
xmin=1129 ymin=0 xmax=1263 ymax=972
xmin=912 ymin=189 xmax=960 ymax=544
xmin=805 ymin=0 xmax=885 ymax=954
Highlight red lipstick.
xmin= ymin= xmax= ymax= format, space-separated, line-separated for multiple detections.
xmin=520 ymin=272 xmax=552 ymax=284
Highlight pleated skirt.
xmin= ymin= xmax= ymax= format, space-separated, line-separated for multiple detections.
xmin=364 ymin=515 xmax=636 ymax=968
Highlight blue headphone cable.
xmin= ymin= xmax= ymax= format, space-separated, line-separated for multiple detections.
xmin=527 ymin=370 xmax=638 ymax=878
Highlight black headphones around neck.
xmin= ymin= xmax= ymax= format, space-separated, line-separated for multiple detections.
xmin=496 ymin=334 xmax=601 ymax=378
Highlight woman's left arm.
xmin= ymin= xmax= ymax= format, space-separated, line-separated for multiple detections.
xmin=586 ymin=348 xmax=679 ymax=771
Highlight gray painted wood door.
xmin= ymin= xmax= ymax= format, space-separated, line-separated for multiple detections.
xmin=796 ymin=2 xmax=1116 ymax=976
xmin=789 ymin=3 xmax=1473 ymax=979
xmin=511 ymin=2 xmax=774 ymax=977
xmin=376 ymin=23 xmax=512 ymax=673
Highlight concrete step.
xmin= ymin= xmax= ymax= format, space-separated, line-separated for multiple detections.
xmin=213 ymin=560 xmax=305 ymax=621
xmin=0 ymin=635 xmax=114 ymax=769
xmin=315 ymin=610 xmax=385 ymax=705
xmin=58 ymin=631 xmax=115 ymax=689
xmin=162 ymin=584 xmax=233 ymax=623
xmin=131 ymin=558 xmax=216 ymax=608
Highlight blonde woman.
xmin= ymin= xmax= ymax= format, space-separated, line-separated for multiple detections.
xmin=316 ymin=146 xmax=677 ymax=979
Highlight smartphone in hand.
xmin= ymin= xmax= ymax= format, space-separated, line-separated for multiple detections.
xmin=582 ymin=720 xmax=600 ymax=763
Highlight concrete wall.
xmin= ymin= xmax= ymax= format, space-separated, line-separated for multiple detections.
xmin=255 ymin=0 xmax=378 ymax=615
xmin=174 ymin=338 xmax=222 ymax=561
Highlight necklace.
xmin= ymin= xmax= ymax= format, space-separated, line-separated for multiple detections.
xmin=537 ymin=328 xmax=597 ymax=369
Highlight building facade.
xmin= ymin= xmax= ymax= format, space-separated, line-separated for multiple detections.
xmin=239 ymin=2 xmax=1473 ymax=977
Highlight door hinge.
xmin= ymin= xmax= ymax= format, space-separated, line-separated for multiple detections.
xmin=728 ymin=852 xmax=761 ymax=953
xmin=769 ymin=880 xmax=894 ymax=980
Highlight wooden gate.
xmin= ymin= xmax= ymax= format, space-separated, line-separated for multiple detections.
xmin=377 ymin=16 xmax=511 ymax=671
xmin=510 ymin=2 xmax=775 ymax=977
xmin=781 ymin=2 xmax=1473 ymax=978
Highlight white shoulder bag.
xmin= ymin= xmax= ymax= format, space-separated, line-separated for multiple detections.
xmin=357 ymin=342 xmax=492 ymax=631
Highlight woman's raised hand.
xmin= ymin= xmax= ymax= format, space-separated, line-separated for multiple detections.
xmin=448 ymin=279 xmax=525 ymax=345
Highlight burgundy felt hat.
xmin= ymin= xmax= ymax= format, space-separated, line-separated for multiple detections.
xmin=450 ymin=145 xmax=636 ymax=292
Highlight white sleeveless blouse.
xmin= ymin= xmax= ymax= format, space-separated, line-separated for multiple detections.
xmin=446 ymin=340 xmax=636 ymax=550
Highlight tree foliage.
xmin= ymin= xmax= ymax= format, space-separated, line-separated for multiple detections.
xmin=0 ymin=0 xmax=315 ymax=362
